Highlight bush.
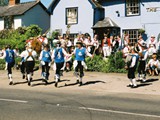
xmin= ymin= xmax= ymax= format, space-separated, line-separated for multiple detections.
xmin=25 ymin=25 xmax=42 ymax=38
xmin=0 ymin=59 xmax=6 ymax=70
xmin=85 ymin=52 xmax=126 ymax=73
xmin=86 ymin=55 xmax=107 ymax=72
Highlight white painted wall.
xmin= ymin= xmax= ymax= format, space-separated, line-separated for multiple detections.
xmin=0 ymin=18 xmax=4 ymax=30
xmin=50 ymin=0 xmax=94 ymax=37
xmin=14 ymin=17 xmax=22 ymax=29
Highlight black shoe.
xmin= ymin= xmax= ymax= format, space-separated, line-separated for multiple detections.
xmin=42 ymin=79 xmax=48 ymax=84
xmin=22 ymin=74 xmax=25 ymax=79
xmin=55 ymin=82 xmax=58 ymax=87
xmin=131 ymin=85 xmax=138 ymax=88
xmin=127 ymin=84 xmax=133 ymax=87
xmin=76 ymin=79 xmax=79 ymax=83
xmin=28 ymin=81 xmax=31 ymax=86
xmin=79 ymin=82 xmax=83 ymax=86
xmin=9 ymin=81 xmax=13 ymax=85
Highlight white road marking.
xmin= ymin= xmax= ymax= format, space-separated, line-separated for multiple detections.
xmin=79 ymin=107 xmax=160 ymax=118
xmin=0 ymin=98 xmax=28 ymax=103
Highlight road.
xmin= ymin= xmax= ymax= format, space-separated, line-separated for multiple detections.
xmin=0 ymin=88 xmax=160 ymax=120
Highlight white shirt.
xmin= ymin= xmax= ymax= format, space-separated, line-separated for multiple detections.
xmin=20 ymin=48 xmax=37 ymax=61
xmin=148 ymin=59 xmax=159 ymax=67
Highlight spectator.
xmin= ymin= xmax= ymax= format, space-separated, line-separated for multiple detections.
xmin=147 ymin=54 xmax=159 ymax=76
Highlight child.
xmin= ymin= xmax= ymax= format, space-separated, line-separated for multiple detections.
xmin=147 ymin=54 xmax=159 ymax=76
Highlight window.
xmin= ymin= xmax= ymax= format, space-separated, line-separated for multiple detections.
xmin=63 ymin=33 xmax=78 ymax=41
xmin=4 ymin=16 xmax=14 ymax=29
xmin=123 ymin=29 xmax=140 ymax=45
xmin=66 ymin=7 xmax=78 ymax=25
xmin=126 ymin=0 xmax=140 ymax=16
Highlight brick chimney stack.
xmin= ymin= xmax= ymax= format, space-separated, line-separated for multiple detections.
xmin=9 ymin=0 xmax=16 ymax=6
xmin=9 ymin=0 xmax=20 ymax=6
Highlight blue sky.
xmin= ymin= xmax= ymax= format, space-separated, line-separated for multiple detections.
xmin=20 ymin=0 xmax=53 ymax=8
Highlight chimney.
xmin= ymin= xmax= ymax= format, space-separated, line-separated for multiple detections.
xmin=9 ymin=0 xmax=20 ymax=6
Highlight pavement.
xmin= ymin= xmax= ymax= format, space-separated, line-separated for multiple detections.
xmin=0 ymin=69 xmax=160 ymax=95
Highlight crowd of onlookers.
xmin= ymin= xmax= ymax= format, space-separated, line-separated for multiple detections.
xmin=0 ymin=32 xmax=160 ymax=76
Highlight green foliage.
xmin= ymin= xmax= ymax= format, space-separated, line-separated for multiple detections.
xmin=86 ymin=55 xmax=107 ymax=72
xmin=25 ymin=25 xmax=42 ymax=38
xmin=85 ymin=52 xmax=126 ymax=73
xmin=16 ymin=27 xmax=26 ymax=35
xmin=51 ymin=31 xmax=60 ymax=39
xmin=0 ymin=25 xmax=42 ymax=52
xmin=0 ymin=59 xmax=5 ymax=70
xmin=0 ymin=0 xmax=8 ymax=6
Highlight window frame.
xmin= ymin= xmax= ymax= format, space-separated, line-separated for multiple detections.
xmin=66 ymin=7 xmax=78 ymax=25
xmin=4 ymin=16 xmax=14 ymax=29
xmin=123 ymin=29 xmax=141 ymax=46
xmin=125 ymin=0 xmax=140 ymax=17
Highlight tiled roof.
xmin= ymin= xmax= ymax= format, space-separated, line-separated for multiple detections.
xmin=91 ymin=0 xmax=103 ymax=9
xmin=92 ymin=17 xmax=120 ymax=28
xmin=0 ymin=1 xmax=39 ymax=17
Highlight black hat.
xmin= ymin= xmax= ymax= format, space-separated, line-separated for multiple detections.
xmin=141 ymin=42 xmax=147 ymax=49
xmin=76 ymin=41 xmax=83 ymax=45
xmin=44 ymin=44 xmax=49 ymax=48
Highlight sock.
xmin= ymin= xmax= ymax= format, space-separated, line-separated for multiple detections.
xmin=55 ymin=74 xmax=59 ymax=82
xmin=27 ymin=74 xmax=31 ymax=81
xmin=74 ymin=72 xmax=79 ymax=80
xmin=8 ymin=74 xmax=12 ymax=81
xmin=129 ymin=79 xmax=133 ymax=85
xmin=79 ymin=77 xmax=82 ymax=83
xmin=132 ymin=79 xmax=137 ymax=86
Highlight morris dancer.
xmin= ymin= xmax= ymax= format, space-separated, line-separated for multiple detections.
xmin=127 ymin=47 xmax=139 ymax=88
xmin=52 ymin=40 xmax=71 ymax=87
xmin=72 ymin=41 xmax=93 ymax=86
xmin=138 ymin=43 xmax=148 ymax=82
xmin=20 ymin=44 xmax=37 ymax=86
xmin=39 ymin=44 xmax=52 ymax=83
xmin=0 ymin=45 xmax=16 ymax=85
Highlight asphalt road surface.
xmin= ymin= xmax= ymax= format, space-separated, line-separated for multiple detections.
xmin=0 ymin=88 xmax=160 ymax=120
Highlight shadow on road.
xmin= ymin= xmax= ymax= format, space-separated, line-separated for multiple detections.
xmin=82 ymin=80 xmax=106 ymax=86
xmin=137 ymin=78 xmax=159 ymax=83
xmin=31 ymin=79 xmax=70 ymax=87
xmin=137 ymin=83 xmax=152 ymax=88
xmin=13 ymin=81 xmax=28 ymax=85
xmin=136 ymin=78 xmax=159 ymax=88
xmin=145 ymin=78 xmax=159 ymax=83
xmin=59 ymin=80 xmax=106 ymax=88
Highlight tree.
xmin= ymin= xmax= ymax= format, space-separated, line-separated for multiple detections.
xmin=0 ymin=0 xmax=8 ymax=6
